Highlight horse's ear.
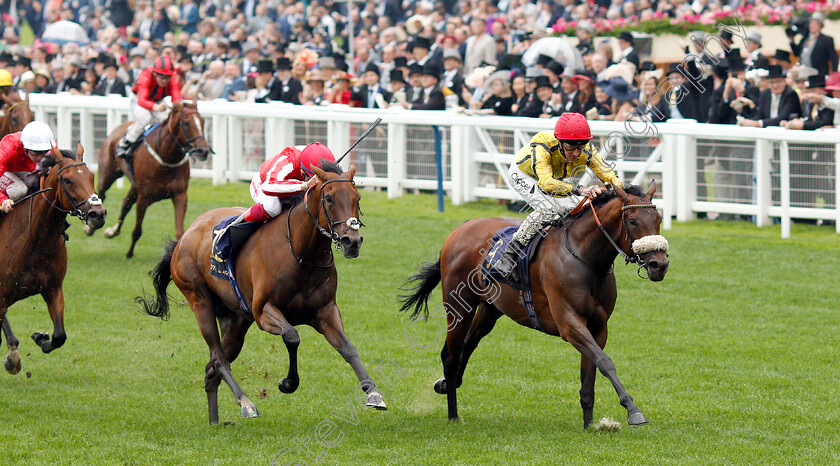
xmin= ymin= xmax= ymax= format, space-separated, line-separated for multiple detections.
xmin=310 ymin=164 xmax=327 ymax=181
xmin=50 ymin=145 xmax=64 ymax=161
xmin=168 ymin=104 xmax=179 ymax=134
xmin=646 ymin=180 xmax=657 ymax=200
xmin=344 ymin=163 xmax=356 ymax=180
xmin=76 ymin=142 xmax=84 ymax=162
xmin=614 ymin=184 xmax=630 ymax=203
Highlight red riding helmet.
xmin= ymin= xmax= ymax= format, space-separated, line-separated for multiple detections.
xmin=152 ymin=56 xmax=176 ymax=76
xmin=299 ymin=142 xmax=336 ymax=176
xmin=554 ymin=112 xmax=592 ymax=142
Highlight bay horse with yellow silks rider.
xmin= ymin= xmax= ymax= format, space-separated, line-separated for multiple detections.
xmin=0 ymin=144 xmax=106 ymax=374
xmin=87 ymin=100 xmax=212 ymax=258
xmin=400 ymin=182 xmax=669 ymax=428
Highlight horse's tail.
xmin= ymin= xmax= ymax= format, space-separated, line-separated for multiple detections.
xmin=398 ymin=257 xmax=441 ymax=320
xmin=135 ymin=239 xmax=178 ymax=320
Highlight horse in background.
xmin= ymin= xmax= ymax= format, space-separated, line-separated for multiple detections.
xmin=0 ymin=93 xmax=34 ymax=138
xmin=400 ymin=183 xmax=669 ymax=428
xmin=138 ymin=163 xmax=387 ymax=424
xmin=0 ymin=144 xmax=106 ymax=374
xmin=88 ymin=101 xmax=211 ymax=258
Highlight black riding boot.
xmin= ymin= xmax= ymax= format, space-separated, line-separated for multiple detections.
xmin=494 ymin=240 xmax=525 ymax=282
xmin=115 ymin=137 xmax=133 ymax=159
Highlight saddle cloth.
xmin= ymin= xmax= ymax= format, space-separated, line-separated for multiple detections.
xmin=209 ymin=215 xmax=262 ymax=319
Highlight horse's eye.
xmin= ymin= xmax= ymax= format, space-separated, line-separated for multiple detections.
xmin=628 ymin=218 xmax=637 ymax=226
xmin=324 ymin=194 xmax=333 ymax=204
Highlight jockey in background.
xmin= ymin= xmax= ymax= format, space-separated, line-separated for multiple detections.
xmin=0 ymin=121 xmax=55 ymax=213
xmin=0 ymin=69 xmax=16 ymax=115
xmin=494 ymin=112 xmax=624 ymax=281
xmin=212 ymin=142 xmax=336 ymax=249
xmin=116 ymin=55 xmax=182 ymax=158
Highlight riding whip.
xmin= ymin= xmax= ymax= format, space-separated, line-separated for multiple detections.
xmin=335 ymin=118 xmax=382 ymax=164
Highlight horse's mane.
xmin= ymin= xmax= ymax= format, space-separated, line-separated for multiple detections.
xmin=280 ymin=161 xmax=345 ymax=210
xmin=41 ymin=149 xmax=78 ymax=170
xmin=563 ymin=184 xmax=646 ymax=221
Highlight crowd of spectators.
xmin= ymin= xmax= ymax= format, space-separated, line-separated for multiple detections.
xmin=0 ymin=0 xmax=838 ymax=132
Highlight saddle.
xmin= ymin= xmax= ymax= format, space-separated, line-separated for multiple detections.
xmin=120 ymin=123 xmax=161 ymax=171
xmin=481 ymin=225 xmax=549 ymax=330
xmin=209 ymin=215 xmax=262 ymax=319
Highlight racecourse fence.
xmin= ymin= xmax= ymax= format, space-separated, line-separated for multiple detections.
xmin=29 ymin=94 xmax=840 ymax=238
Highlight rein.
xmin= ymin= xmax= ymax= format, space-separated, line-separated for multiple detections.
xmin=287 ymin=178 xmax=364 ymax=268
xmin=563 ymin=197 xmax=659 ymax=278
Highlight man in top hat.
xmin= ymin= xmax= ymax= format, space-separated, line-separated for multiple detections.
xmin=618 ymin=32 xmax=640 ymax=69
xmin=408 ymin=36 xmax=434 ymax=68
xmin=441 ymin=49 xmax=465 ymax=105
xmin=351 ymin=63 xmax=392 ymax=109
xmin=576 ymin=21 xmax=595 ymax=57
xmin=401 ymin=62 xmax=445 ymax=110
xmin=788 ymin=12 xmax=837 ymax=77
xmin=387 ymin=68 xmax=407 ymax=106
xmin=542 ymin=60 xmax=564 ymax=92
xmin=464 ymin=18 xmax=497 ymax=75
xmin=255 ymin=58 xmax=279 ymax=103
xmin=93 ymin=56 xmax=128 ymax=97
xmin=405 ymin=63 xmax=425 ymax=104
xmin=666 ymin=62 xmax=707 ymax=122
xmin=771 ymin=49 xmax=792 ymax=69
xmin=275 ymin=57 xmax=302 ymax=104
xmin=745 ymin=32 xmax=770 ymax=71
xmin=783 ymin=74 xmax=834 ymax=130
xmin=241 ymin=41 xmax=261 ymax=76
xmin=709 ymin=57 xmax=738 ymax=125
xmin=739 ymin=65 xmax=801 ymax=127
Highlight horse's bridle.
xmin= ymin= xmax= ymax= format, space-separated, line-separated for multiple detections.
xmin=40 ymin=162 xmax=103 ymax=223
xmin=564 ymin=198 xmax=660 ymax=278
xmin=144 ymin=108 xmax=213 ymax=168
xmin=287 ymin=178 xmax=365 ymax=268
xmin=175 ymin=109 xmax=213 ymax=160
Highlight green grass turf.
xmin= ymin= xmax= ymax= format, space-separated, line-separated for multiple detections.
xmin=1 ymin=178 xmax=839 ymax=464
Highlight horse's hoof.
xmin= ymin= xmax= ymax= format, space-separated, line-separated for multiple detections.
xmin=240 ymin=404 xmax=260 ymax=419
xmin=433 ymin=378 xmax=447 ymax=394
xmin=104 ymin=226 xmax=119 ymax=238
xmin=278 ymin=377 xmax=299 ymax=394
xmin=365 ymin=391 xmax=387 ymax=410
xmin=4 ymin=353 xmax=20 ymax=375
xmin=83 ymin=225 xmax=95 ymax=236
xmin=31 ymin=332 xmax=49 ymax=345
xmin=627 ymin=412 xmax=649 ymax=426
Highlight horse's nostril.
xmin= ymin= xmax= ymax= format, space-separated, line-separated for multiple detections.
xmin=648 ymin=261 xmax=659 ymax=270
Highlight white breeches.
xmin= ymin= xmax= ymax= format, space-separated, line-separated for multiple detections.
xmin=508 ymin=162 xmax=581 ymax=244
xmin=125 ymin=96 xmax=170 ymax=143
xmin=249 ymin=174 xmax=285 ymax=218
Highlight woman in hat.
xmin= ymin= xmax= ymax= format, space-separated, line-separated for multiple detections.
xmin=599 ymin=77 xmax=638 ymax=120
xmin=588 ymin=82 xmax=614 ymax=120
xmin=464 ymin=69 xmax=514 ymax=115
xmin=635 ymin=69 xmax=669 ymax=123
xmin=326 ymin=72 xmax=354 ymax=105
xmin=570 ymin=70 xmax=598 ymax=115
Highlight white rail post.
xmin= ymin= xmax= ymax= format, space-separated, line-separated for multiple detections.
xmin=387 ymin=122 xmax=406 ymax=199
xmin=228 ymin=116 xmax=243 ymax=182
xmin=78 ymin=109 xmax=93 ymax=153
xmin=675 ymin=133 xmax=696 ymax=222
xmin=450 ymin=124 xmax=465 ymax=205
xmin=780 ymin=141 xmax=791 ymax=239
xmin=462 ymin=127 xmax=479 ymax=203
xmin=754 ymin=139 xmax=772 ymax=227
xmin=329 ymin=120 xmax=350 ymax=171
xmin=57 ymin=107 xmax=72 ymax=149
xmin=211 ymin=115 xmax=228 ymax=185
